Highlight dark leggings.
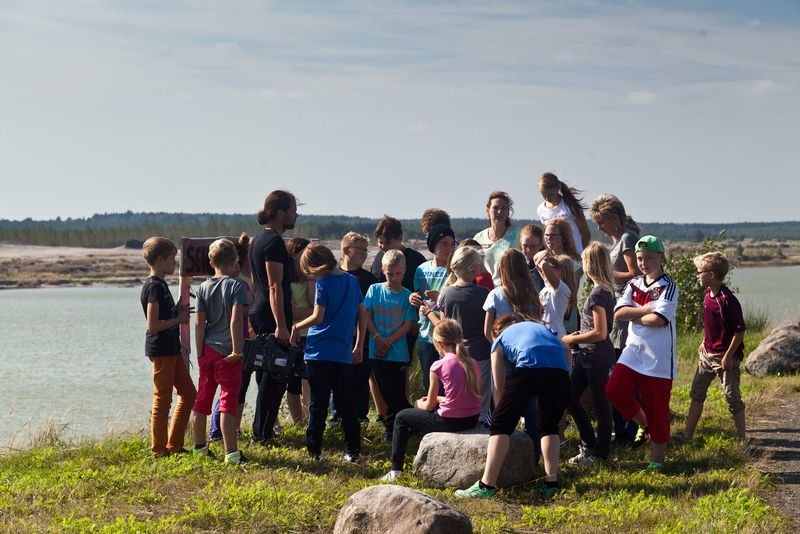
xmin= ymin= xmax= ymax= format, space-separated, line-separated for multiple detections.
xmin=490 ymin=367 xmax=570 ymax=437
xmin=305 ymin=360 xmax=361 ymax=455
xmin=391 ymin=408 xmax=478 ymax=471
xmin=249 ymin=315 xmax=288 ymax=442
xmin=567 ymin=360 xmax=612 ymax=457
xmin=371 ymin=359 xmax=412 ymax=432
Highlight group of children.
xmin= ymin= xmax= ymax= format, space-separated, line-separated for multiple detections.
xmin=140 ymin=177 xmax=748 ymax=498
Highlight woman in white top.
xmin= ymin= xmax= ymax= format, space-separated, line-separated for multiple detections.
xmin=537 ymin=173 xmax=591 ymax=254
xmin=473 ymin=191 xmax=520 ymax=286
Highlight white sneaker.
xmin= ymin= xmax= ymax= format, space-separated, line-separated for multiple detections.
xmin=380 ymin=470 xmax=402 ymax=482
xmin=568 ymin=444 xmax=596 ymax=465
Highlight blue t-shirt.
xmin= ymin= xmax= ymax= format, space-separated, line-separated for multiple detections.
xmin=305 ymin=272 xmax=364 ymax=364
xmin=413 ymin=260 xmax=448 ymax=343
xmin=491 ymin=321 xmax=568 ymax=371
xmin=364 ymin=283 xmax=417 ymax=363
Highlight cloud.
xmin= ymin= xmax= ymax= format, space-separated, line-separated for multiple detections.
xmin=627 ymin=91 xmax=658 ymax=105
xmin=748 ymin=79 xmax=778 ymax=95
xmin=252 ymin=89 xmax=313 ymax=99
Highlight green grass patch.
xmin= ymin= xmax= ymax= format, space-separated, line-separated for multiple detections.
xmin=1 ymin=327 xmax=795 ymax=533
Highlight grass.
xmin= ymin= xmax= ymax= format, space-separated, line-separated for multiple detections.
xmin=1 ymin=327 xmax=797 ymax=533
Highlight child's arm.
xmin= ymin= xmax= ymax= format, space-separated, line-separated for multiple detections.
xmin=491 ymin=346 xmax=506 ymax=408
xmin=563 ymin=305 xmax=607 ymax=345
xmin=195 ymin=311 xmax=206 ymax=359
xmin=353 ymin=302 xmax=368 ymax=364
xmin=224 ymin=303 xmax=245 ymax=363
xmin=421 ymin=303 xmax=442 ymax=326
xmin=385 ymin=319 xmax=414 ymax=345
xmin=537 ymin=257 xmax=561 ymax=290
xmin=721 ymin=331 xmax=745 ymax=371
xmin=614 ymin=305 xmax=654 ymax=322
xmin=291 ymin=303 xmax=325 ymax=345
xmin=416 ymin=372 xmax=442 ymax=411
xmin=146 ymin=301 xmax=190 ymax=333
xmin=484 ymin=310 xmax=496 ymax=344
xmin=365 ymin=314 xmax=390 ymax=356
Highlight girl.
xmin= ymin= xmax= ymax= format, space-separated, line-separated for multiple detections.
xmin=291 ymin=244 xmax=367 ymax=462
xmin=536 ymin=172 xmax=591 ymax=254
xmin=381 ymin=319 xmax=481 ymax=481
xmin=533 ymin=252 xmax=576 ymax=339
xmin=286 ymin=237 xmax=314 ymax=425
xmin=589 ymin=194 xmax=641 ymax=444
xmin=426 ymin=246 xmax=492 ymax=425
xmin=563 ymin=243 xmax=616 ymax=464
xmin=520 ymin=224 xmax=546 ymax=292
xmin=473 ymin=191 xmax=520 ymax=286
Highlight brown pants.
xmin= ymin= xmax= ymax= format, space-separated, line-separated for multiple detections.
xmin=150 ymin=355 xmax=197 ymax=456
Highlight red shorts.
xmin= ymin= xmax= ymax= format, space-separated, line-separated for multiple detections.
xmin=605 ymin=363 xmax=672 ymax=444
xmin=192 ymin=345 xmax=243 ymax=416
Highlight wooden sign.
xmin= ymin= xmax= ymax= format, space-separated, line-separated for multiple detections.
xmin=180 ymin=237 xmax=238 ymax=277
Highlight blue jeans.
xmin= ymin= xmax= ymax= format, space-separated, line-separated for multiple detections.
xmin=417 ymin=341 xmax=440 ymax=393
xmin=305 ymin=360 xmax=361 ymax=455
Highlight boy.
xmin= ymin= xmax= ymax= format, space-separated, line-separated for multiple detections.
xmin=409 ymin=224 xmax=456 ymax=390
xmin=365 ymin=250 xmax=418 ymax=442
xmin=370 ymin=216 xmax=426 ymax=291
xmin=191 ymin=238 xmax=249 ymax=464
xmin=140 ymin=237 xmax=196 ymax=458
xmin=674 ymin=252 xmax=746 ymax=443
xmin=340 ymin=232 xmax=378 ymax=421
xmin=520 ymin=223 xmax=546 ymax=292
xmin=605 ymin=235 xmax=678 ymax=472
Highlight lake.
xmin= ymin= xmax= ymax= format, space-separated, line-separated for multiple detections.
xmin=1 ymin=266 xmax=798 ymax=449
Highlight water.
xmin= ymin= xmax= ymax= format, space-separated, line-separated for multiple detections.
xmin=1 ymin=267 xmax=799 ymax=448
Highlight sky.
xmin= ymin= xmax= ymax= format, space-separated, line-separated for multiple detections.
xmin=1 ymin=0 xmax=798 ymax=223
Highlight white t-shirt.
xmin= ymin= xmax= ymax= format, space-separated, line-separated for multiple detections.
xmin=539 ymin=281 xmax=571 ymax=339
xmin=537 ymin=200 xmax=585 ymax=254
xmin=615 ymin=274 xmax=679 ymax=380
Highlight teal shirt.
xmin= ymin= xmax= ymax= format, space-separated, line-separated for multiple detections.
xmin=364 ymin=283 xmax=417 ymax=363
xmin=413 ymin=260 xmax=449 ymax=343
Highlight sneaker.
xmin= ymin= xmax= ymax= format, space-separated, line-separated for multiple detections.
xmin=224 ymin=450 xmax=243 ymax=465
xmin=631 ymin=427 xmax=650 ymax=449
xmin=343 ymin=452 xmax=360 ymax=463
xmin=538 ymin=484 xmax=560 ymax=498
xmin=192 ymin=444 xmax=212 ymax=458
xmin=644 ymin=461 xmax=663 ymax=473
xmin=454 ymin=480 xmax=496 ymax=499
xmin=671 ymin=432 xmax=693 ymax=445
xmin=308 ymin=450 xmax=323 ymax=462
xmin=383 ymin=431 xmax=393 ymax=444
xmin=568 ymin=445 xmax=599 ymax=466
xmin=380 ymin=470 xmax=403 ymax=482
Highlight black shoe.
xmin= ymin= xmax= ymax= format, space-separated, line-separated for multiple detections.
xmin=308 ymin=450 xmax=323 ymax=461
xmin=383 ymin=431 xmax=393 ymax=444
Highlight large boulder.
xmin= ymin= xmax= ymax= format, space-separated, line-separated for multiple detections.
xmin=744 ymin=324 xmax=800 ymax=377
xmin=334 ymin=484 xmax=472 ymax=534
xmin=412 ymin=428 xmax=536 ymax=489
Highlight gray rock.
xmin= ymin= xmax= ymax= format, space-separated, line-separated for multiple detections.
xmin=744 ymin=324 xmax=800 ymax=377
xmin=333 ymin=484 xmax=472 ymax=534
xmin=412 ymin=428 xmax=536 ymax=489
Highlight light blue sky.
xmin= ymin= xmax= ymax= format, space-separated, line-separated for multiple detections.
xmin=1 ymin=1 xmax=797 ymax=223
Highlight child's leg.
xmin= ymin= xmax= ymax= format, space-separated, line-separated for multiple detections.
xmin=286 ymin=373 xmax=304 ymax=424
xmin=149 ymin=356 xmax=177 ymax=456
xmin=192 ymin=412 xmax=208 ymax=447
xmin=216 ymin=358 xmax=244 ymax=453
xmin=537 ymin=369 xmax=572 ymax=482
xmin=169 ymin=355 xmax=197 ymax=452
xmin=605 ymin=364 xmax=647 ymax=428
xmin=191 ymin=346 xmax=221 ymax=447
xmin=567 ymin=360 xmax=596 ymax=449
xmin=587 ymin=366 xmax=612 ymax=457
xmin=305 ymin=360 xmax=334 ymax=455
xmin=638 ymin=374 xmax=672 ymax=464
xmin=331 ymin=363 xmax=361 ymax=456
xmin=372 ymin=361 xmax=410 ymax=431
xmin=417 ymin=342 xmax=438 ymax=392
xmin=684 ymin=360 xmax=715 ymax=438
xmin=368 ymin=374 xmax=387 ymax=418
xmin=722 ymin=364 xmax=746 ymax=440
xmin=477 ymin=358 xmax=492 ymax=425
xmin=352 ymin=357 xmax=372 ymax=420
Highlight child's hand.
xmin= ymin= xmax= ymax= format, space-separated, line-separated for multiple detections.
xmin=289 ymin=325 xmax=300 ymax=347
xmin=176 ymin=304 xmax=192 ymax=324
xmin=375 ymin=342 xmax=389 ymax=358
xmin=375 ymin=335 xmax=391 ymax=353
xmin=409 ymin=292 xmax=423 ymax=307
xmin=420 ymin=303 xmax=432 ymax=317
xmin=223 ymin=353 xmax=240 ymax=364
xmin=352 ymin=346 xmax=363 ymax=364
xmin=424 ymin=290 xmax=439 ymax=302
xmin=721 ymin=355 xmax=732 ymax=371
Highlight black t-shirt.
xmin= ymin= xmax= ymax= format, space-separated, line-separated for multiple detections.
xmin=372 ymin=246 xmax=426 ymax=293
xmin=438 ymin=283 xmax=491 ymax=361
xmin=578 ymin=286 xmax=616 ymax=368
xmin=140 ymin=276 xmax=181 ymax=357
xmin=249 ymin=229 xmax=293 ymax=333
xmin=346 ymin=267 xmax=378 ymax=297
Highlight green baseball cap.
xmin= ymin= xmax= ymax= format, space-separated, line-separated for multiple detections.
xmin=636 ymin=235 xmax=665 ymax=253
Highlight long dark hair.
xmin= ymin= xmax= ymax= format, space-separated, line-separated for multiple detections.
xmin=539 ymin=173 xmax=586 ymax=219
xmin=257 ymin=190 xmax=295 ymax=225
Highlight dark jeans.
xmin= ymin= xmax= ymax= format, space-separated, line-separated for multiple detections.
xmin=522 ymin=397 xmax=541 ymax=464
xmin=391 ymin=408 xmax=478 ymax=471
xmin=330 ymin=357 xmax=371 ymax=420
xmin=305 ymin=360 xmax=361 ymax=455
xmin=249 ymin=314 xmax=288 ymax=442
xmin=371 ymin=359 xmax=412 ymax=432
xmin=568 ymin=360 xmax=612 ymax=458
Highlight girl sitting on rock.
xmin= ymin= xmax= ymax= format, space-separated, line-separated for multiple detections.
xmin=380 ymin=319 xmax=481 ymax=481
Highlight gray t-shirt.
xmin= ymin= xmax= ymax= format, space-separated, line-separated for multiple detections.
xmin=196 ymin=276 xmax=249 ymax=355
xmin=438 ymin=283 xmax=491 ymax=361
xmin=609 ymin=230 xmax=638 ymax=350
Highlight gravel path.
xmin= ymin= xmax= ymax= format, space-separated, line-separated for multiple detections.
xmin=750 ymin=397 xmax=800 ymax=530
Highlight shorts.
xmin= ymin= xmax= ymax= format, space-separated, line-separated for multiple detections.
xmin=193 ymin=345 xmax=244 ymax=416
xmin=689 ymin=346 xmax=745 ymax=415
xmin=605 ymin=363 xmax=672 ymax=444
xmin=489 ymin=367 xmax=570 ymax=437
